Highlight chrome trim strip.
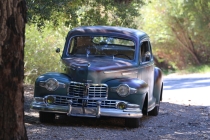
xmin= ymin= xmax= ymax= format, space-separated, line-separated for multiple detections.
xmin=140 ymin=62 xmax=154 ymax=67
xmin=104 ymin=68 xmax=139 ymax=74
xmin=110 ymin=84 xmax=137 ymax=96
xmin=104 ymin=70 xmax=121 ymax=74
xmin=39 ymin=78 xmax=66 ymax=90
xmin=122 ymin=72 xmax=138 ymax=76
xmin=59 ymin=83 xmax=66 ymax=88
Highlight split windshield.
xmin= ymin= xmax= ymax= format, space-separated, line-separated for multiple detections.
xmin=68 ymin=36 xmax=135 ymax=60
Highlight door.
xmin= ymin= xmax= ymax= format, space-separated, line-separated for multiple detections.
xmin=138 ymin=40 xmax=155 ymax=110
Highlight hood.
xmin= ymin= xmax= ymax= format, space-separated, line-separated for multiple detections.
xmin=62 ymin=56 xmax=138 ymax=83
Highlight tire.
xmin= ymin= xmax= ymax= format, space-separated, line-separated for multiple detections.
xmin=148 ymin=84 xmax=163 ymax=116
xmin=148 ymin=105 xmax=159 ymax=116
xmin=125 ymin=118 xmax=140 ymax=128
xmin=39 ymin=112 xmax=55 ymax=123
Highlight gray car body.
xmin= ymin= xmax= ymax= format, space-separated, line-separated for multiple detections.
xmin=31 ymin=26 xmax=163 ymax=122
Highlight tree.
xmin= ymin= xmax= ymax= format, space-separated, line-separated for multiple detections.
xmin=26 ymin=0 xmax=144 ymax=29
xmin=141 ymin=0 xmax=210 ymax=69
xmin=0 ymin=0 xmax=28 ymax=139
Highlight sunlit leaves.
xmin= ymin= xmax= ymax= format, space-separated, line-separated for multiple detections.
xmin=141 ymin=0 xmax=210 ymax=69
xmin=24 ymin=24 xmax=66 ymax=83
xmin=27 ymin=0 xmax=144 ymax=29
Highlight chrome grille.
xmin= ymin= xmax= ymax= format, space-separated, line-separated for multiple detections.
xmin=68 ymin=81 xmax=108 ymax=98
xmin=68 ymin=82 xmax=85 ymax=97
xmin=51 ymin=96 xmax=116 ymax=108
xmin=88 ymin=85 xmax=107 ymax=98
xmin=101 ymin=100 xmax=116 ymax=108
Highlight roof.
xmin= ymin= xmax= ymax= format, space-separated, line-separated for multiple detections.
xmin=69 ymin=26 xmax=148 ymax=39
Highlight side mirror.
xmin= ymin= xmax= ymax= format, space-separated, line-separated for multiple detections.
xmin=56 ymin=48 xmax=60 ymax=53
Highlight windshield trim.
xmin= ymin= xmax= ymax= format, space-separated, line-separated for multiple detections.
xmin=66 ymin=35 xmax=136 ymax=61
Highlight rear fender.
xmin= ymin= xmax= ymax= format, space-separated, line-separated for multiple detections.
xmin=153 ymin=67 xmax=163 ymax=103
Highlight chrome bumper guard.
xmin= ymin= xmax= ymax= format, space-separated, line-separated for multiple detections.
xmin=31 ymin=99 xmax=143 ymax=118
xmin=67 ymin=100 xmax=101 ymax=118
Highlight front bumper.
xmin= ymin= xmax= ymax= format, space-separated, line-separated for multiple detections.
xmin=31 ymin=98 xmax=143 ymax=118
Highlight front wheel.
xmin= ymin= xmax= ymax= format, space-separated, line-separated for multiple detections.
xmin=39 ymin=112 xmax=55 ymax=123
xmin=148 ymin=105 xmax=159 ymax=116
xmin=125 ymin=118 xmax=140 ymax=128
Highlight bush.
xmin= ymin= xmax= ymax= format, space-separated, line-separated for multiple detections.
xmin=24 ymin=24 xmax=67 ymax=84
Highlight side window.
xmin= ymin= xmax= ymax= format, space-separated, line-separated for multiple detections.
xmin=140 ymin=41 xmax=152 ymax=63
xmin=148 ymin=41 xmax=153 ymax=57
xmin=69 ymin=38 xmax=75 ymax=54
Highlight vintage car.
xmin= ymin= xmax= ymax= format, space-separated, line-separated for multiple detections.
xmin=31 ymin=26 xmax=163 ymax=128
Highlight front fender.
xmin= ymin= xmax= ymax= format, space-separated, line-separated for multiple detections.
xmin=34 ymin=72 xmax=71 ymax=97
xmin=153 ymin=67 xmax=163 ymax=103
xmin=106 ymin=78 xmax=149 ymax=108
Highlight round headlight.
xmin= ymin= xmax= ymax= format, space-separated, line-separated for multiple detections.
xmin=45 ymin=78 xmax=59 ymax=91
xmin=46 ymin=96 xmax=55 ymax=104
xmin=116 ymin=102 xmax=127 ymax=109
xmin=116 ymin=84 xmax=130 ymax=97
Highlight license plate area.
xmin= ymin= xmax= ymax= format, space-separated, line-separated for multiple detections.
xmin=70 ymin=107 xmax=97 ymax=117
xmin=67 ymin=99 xmax=101 ymax=118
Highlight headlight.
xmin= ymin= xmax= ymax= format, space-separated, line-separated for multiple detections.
xmin=116 ymin=84 xmax=130 ymax=97
xmin=45 ymin=78 xmax=59 ymax=91
xmin=116 ymin=102 xmax=127 ymax=109
xmin=45 ymin=96 xmax=56 ymax=104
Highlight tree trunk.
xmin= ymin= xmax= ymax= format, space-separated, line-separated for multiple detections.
xmin=170 ymin=23 xmax=201 ymax=65
xmin=0 ymin=0 xmax=28 ymax=139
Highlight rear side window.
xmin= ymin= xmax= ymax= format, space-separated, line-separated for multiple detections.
xmin=140 ymin=41 xmax=153 ymax=63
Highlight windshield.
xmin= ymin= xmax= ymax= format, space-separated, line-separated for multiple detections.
xmin=68 ymin=36 xmax=135 ymax=60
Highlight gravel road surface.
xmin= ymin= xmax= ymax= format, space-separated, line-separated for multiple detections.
xmin=24 ymin=74 xmax=210 ymax=140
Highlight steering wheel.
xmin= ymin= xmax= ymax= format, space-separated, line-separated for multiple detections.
xmin=114 ymin=54 xmax=132 ymax=60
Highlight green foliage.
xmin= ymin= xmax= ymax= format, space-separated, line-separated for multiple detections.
xmin=24 ymin=23 xmax=66 ymax=84
xmin=141 ymin=0 xmax=210 ymax=69
xmin=27 ymin=0 xmax=144 ymax=28
xmin=179 ymin=65 xmax=210 ymax=74
xmin=26 ymin=0 xmax=74 ymax=28
xmin=182 ymin=0 xmax=210 ymax=60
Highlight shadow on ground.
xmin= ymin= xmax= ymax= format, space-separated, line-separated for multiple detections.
xmin=24 ymin=100 xmax=209 ymax=130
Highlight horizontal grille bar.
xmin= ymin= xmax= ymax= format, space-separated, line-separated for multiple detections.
xmin=68 ymin=81 xmax=108 ymax=98
xmin=49 ymin=96 xmax=116 ymax=108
